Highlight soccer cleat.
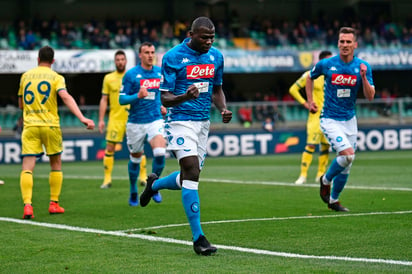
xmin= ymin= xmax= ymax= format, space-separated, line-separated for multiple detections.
xmin=23 ymin=204 xmax=34 ymax=219
xmin=319 ymin=175 xmax=331 ymax=204
xmin=128 ymin=193 xmax=139 ymax=207
xmin=152 ymin=192 xmax=162 ymax=203
xmin=139 ymin=173 xmax=159 ymax=207
xmin=193 ymin=235 xmax=217 ymax=256
xmin=315 ymin=176 xmax=321 ymax=183
xmin=49 ymin=201 xmax=65 ymax=214
xmin=295 ymin=176 xmax=307 ymax=185
xmin=100 ymin=182 xmax=112 ymax=189
xmin=328 ymin=201 xmax=349 ymax=212
xmin=0 ymin=180 xmax=4 ymax=185
xmin=139 ymin=180 xmax=147 ymax=186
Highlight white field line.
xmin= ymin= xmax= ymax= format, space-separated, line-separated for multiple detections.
xmin=1 ymin=216 xmax=411 ymax=266
xmin=34 ymin=174 xmax=412 ymax=192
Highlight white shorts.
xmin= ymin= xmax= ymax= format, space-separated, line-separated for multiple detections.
xmin=320 ymin=117 xmax=357 ymax=153
xmin=165 ymin=120 xmax=210 ymax=169
xmin=126 ymin=119 xmax=164 ymax=153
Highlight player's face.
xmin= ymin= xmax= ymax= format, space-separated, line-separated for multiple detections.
xmin=338 ymin=33 xmax=357 ymax=57
xmin=190 ymin=26 xmax=215 ymax=53
xmin=139 ymin=45 xmax=155 ymax=68
xmin=115 ymin=54 xmax=127 ymax=73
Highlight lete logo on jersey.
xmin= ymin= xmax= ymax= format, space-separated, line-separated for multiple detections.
xmin=186 ymin=64 xmax=215 ymax=79
xmin=140 ymin=79 xmax=160 ymax=89
xmin=331 ymin=74 xmax=357 ymax=86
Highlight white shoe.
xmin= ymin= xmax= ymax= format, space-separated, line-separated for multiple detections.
xmin=295 ymin=176 xmax=306 ymax=185
xmin=0 ymin=180 xmax=4 ymax=185
xmin=315 ymin=176 xmax=321 ymax=183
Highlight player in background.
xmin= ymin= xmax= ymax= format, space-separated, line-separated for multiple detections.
xmin=139 ymin=17 xmax=232 ymax=255
xmin=119 ymin=42 xmax=166 ymax=207
xmin=98 ymin=50 xmax=148 ymax=189
xmin=18 ymin=46 xmax=95 ymax=219
xmin=306 ymin=27 xmax=375 ymax=211
xmin=289 ymin=50 xmax=332 ymax=184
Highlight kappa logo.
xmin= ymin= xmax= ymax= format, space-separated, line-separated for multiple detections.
xmin=330 ymin=66 xmax=337 ymax=71
xmin=182 ymin=58 xmax=190 ymax=63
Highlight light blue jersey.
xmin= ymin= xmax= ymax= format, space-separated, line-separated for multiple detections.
xmin=310 ymin=55 xmax=374 ymax=121
xmin=120 ymin=65 xmax=163 ymax=124
xmin=160 ymin=38 xmax=224 ymax=121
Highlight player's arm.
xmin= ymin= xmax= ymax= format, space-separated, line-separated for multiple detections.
xmin=305 ymin=74 xmax=318 ymax=114
xmin=360 ymin=63 xmax=375 ymax=101
xmin=289 ymin=72 xmax=309 ymax=110
xmin=212 ymin=85 xmax=232 ymax=123
xmin=59 ymin=89 xmax=95 ymax=130
xmin=18 ymin=96 xmax=23 ymax=110
xmin=119 ymin=73 xmax=138 ymax=105
xmin=161 ymin=85 xmax=199 ymax=107
xmin=98 ymin=94 xmax=108 ymax=133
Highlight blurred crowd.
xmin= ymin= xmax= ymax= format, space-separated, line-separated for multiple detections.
xmin=2 ymin=11 xmax=412 ymax=51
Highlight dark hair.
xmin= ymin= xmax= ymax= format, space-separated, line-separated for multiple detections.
xmin=339 ymin=27 xmax=357 ymax=40
xmin=38 ymin=46 xmax=54 ymax=63
xmin=139 ymin=41 xmax=154 ymax=53
xmin=319 ymin=50 xmax=332 ymax=60
xmin=115 ymin=50 xmax=126 ymax=58
xmin=191 ymin=16 xmax=215 ymax=32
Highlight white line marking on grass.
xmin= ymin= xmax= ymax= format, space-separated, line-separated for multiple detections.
xmin=35 ymin=175 xmax=412 ymax=192
xmin=121 ymin=210 xmax=412 ymax=232
xmin=1 ymin=216 xmax=411 ymax=266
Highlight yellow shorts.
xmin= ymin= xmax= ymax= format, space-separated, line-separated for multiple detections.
xmin=306 ymin=114 xmax=328 ymax=145
xmin=21 ymin=126 xmax=63 ymax=156
xmin=106 ymin=119 xmax=127 ymax=143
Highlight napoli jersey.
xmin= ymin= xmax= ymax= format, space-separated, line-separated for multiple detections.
xmin=310 ymin=55 xmax=374 ymax=121
xmin=120 ymin=65 xmax=162 ymax=124
xmin=160 ymin=38 xmax=224 ymax=121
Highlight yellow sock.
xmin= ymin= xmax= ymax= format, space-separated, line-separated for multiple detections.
xmin=300 ymin=145 xmax=315 ymax=177
xmin=317 ymin=144 xmax=330 ymax=177
xmin=49 ymin=170 xmax=63 ymax=202
xmin=139 ymin=155 xmax=147 ymax=182
xmin=20 ymin=170 xmax=33 ymax=204
xmin=103 ymin=150 xmax=114 ymax=184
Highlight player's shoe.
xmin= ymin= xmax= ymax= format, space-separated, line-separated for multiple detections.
xmin=0 ymin=180 xmax=4 ymax=185
xmin=49 ymin=201 xmax=65 ymax=214
xmin=139 ymin=180 xmax=147 ymax=186
xmin=295 ymin=176 xmax=306 ymax=185
xmin=100 ymin=182 xmax=112 ymax=189
xmin=193 ymin=235 xmax=217 ymax=256
xmin=152 ymin=192 xmax=162 ymax=203
xmin=315 ymin=176 xmax=321 ymax=183
xmin=23 ymin=204 xmax=34 ymax=219
xmin=319 ymin=175 xmax=330 ymax=204
xmin=328 ymin=201 xmax=349 ymax=212
xmin=128 ymin=193 xmax=139 ymax=207
xmin=140 ymin=173 xmax=159 ymax=207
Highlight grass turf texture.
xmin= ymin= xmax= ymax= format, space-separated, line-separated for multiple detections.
xmin=0 ymin=150 xmax=411 ymax=273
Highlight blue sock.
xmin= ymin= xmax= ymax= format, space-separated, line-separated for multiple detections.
xmin=182 ymin=184 xmax=203 ymax=242
xmin=128 ymin=160 xmax=140 ymax=194
xmin=152 ymin=155 xmax=165 ymax=177
xmin=325 ymin=158 xmax=346 ymax=182
xmin=152 ymin=171 xmax=180 ymax=191
xmin=331 ymin=173 xmax=349 ymax=200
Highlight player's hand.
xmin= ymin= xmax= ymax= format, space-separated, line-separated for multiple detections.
xmin=221 ymin=109 xmax=232 ymax=123
xmin=308 ymin=101 xmax=318 ymax=114
xmin=303 ymin=102 xmax=310 ymax=110
xmin=360 ymin=63 xmax=367 ymax=78
xmin=160 ymin=106 xmax=167 ymax=116
xmin=82 ymin=118 xmax=95 ymax=130
xmin=98 ymin=120 xmax=105 ymax=133
xmin=186 ymin=85 xmax=200 ymax=100
xmin=138 ymin=87 xmax=148 ymax=99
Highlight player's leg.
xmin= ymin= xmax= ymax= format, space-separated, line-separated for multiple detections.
xmin=316 ymin=141 xmax=330 ymax=182
xmin=138 ymin=154 xmax=147 ymax=186
xmin=101 ymin=141 xmax=115 ymax=188
xmin=48 ymin=154 xmax=64 ymax=214
xmin=295 ymin=144 xmax=315 ymax=184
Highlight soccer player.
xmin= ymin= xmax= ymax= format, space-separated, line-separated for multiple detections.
xmin=18 ymin=46 xmax=95 ymax=219
xmin=306 ymin=27 xmax=375 ymax=211
xmin=119 ymin=42 xmax=167 ymax=207
xmin=289 ymin=50 xmax=332 ymax=184
xmin=139 ymin=17 xmax=232 ymax=255
xmin=99 ymin=50 xmax=148 ymax=189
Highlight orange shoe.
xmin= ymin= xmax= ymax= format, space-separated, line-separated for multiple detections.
xmin=23 ymin=204 xmax=34 ymax=219
xmin=49 ymin=201 xmax=65 ymax=214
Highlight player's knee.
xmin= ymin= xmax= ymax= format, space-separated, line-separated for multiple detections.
xmin=129 ymin=155 xmax=142 ymax=164
xmin=305 ymin=145 xmax=315 ymax=153
xmin=153 ymin=147 xmax=166 ymax=157
xmin=337 ymin=154 xmax=355 ymax=167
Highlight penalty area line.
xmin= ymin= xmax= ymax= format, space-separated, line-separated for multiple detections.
xmin=0 ymin=217 xmax=411 ymax=266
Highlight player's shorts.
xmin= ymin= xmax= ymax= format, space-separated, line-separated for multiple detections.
xmin=106 ymin=119 xmax=127 ymax=143
xmin=126 ymin=119 xmax=164 ymax=153
xmin=21 ymin=126 xmax=63 ymax=157
xmin=320 ymin=116 xmax=357 ymax=153
xmin=165 ymin=120 xmax=210 ymax=170
xmin=306 ymin=114 xmax=329 ymax=145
